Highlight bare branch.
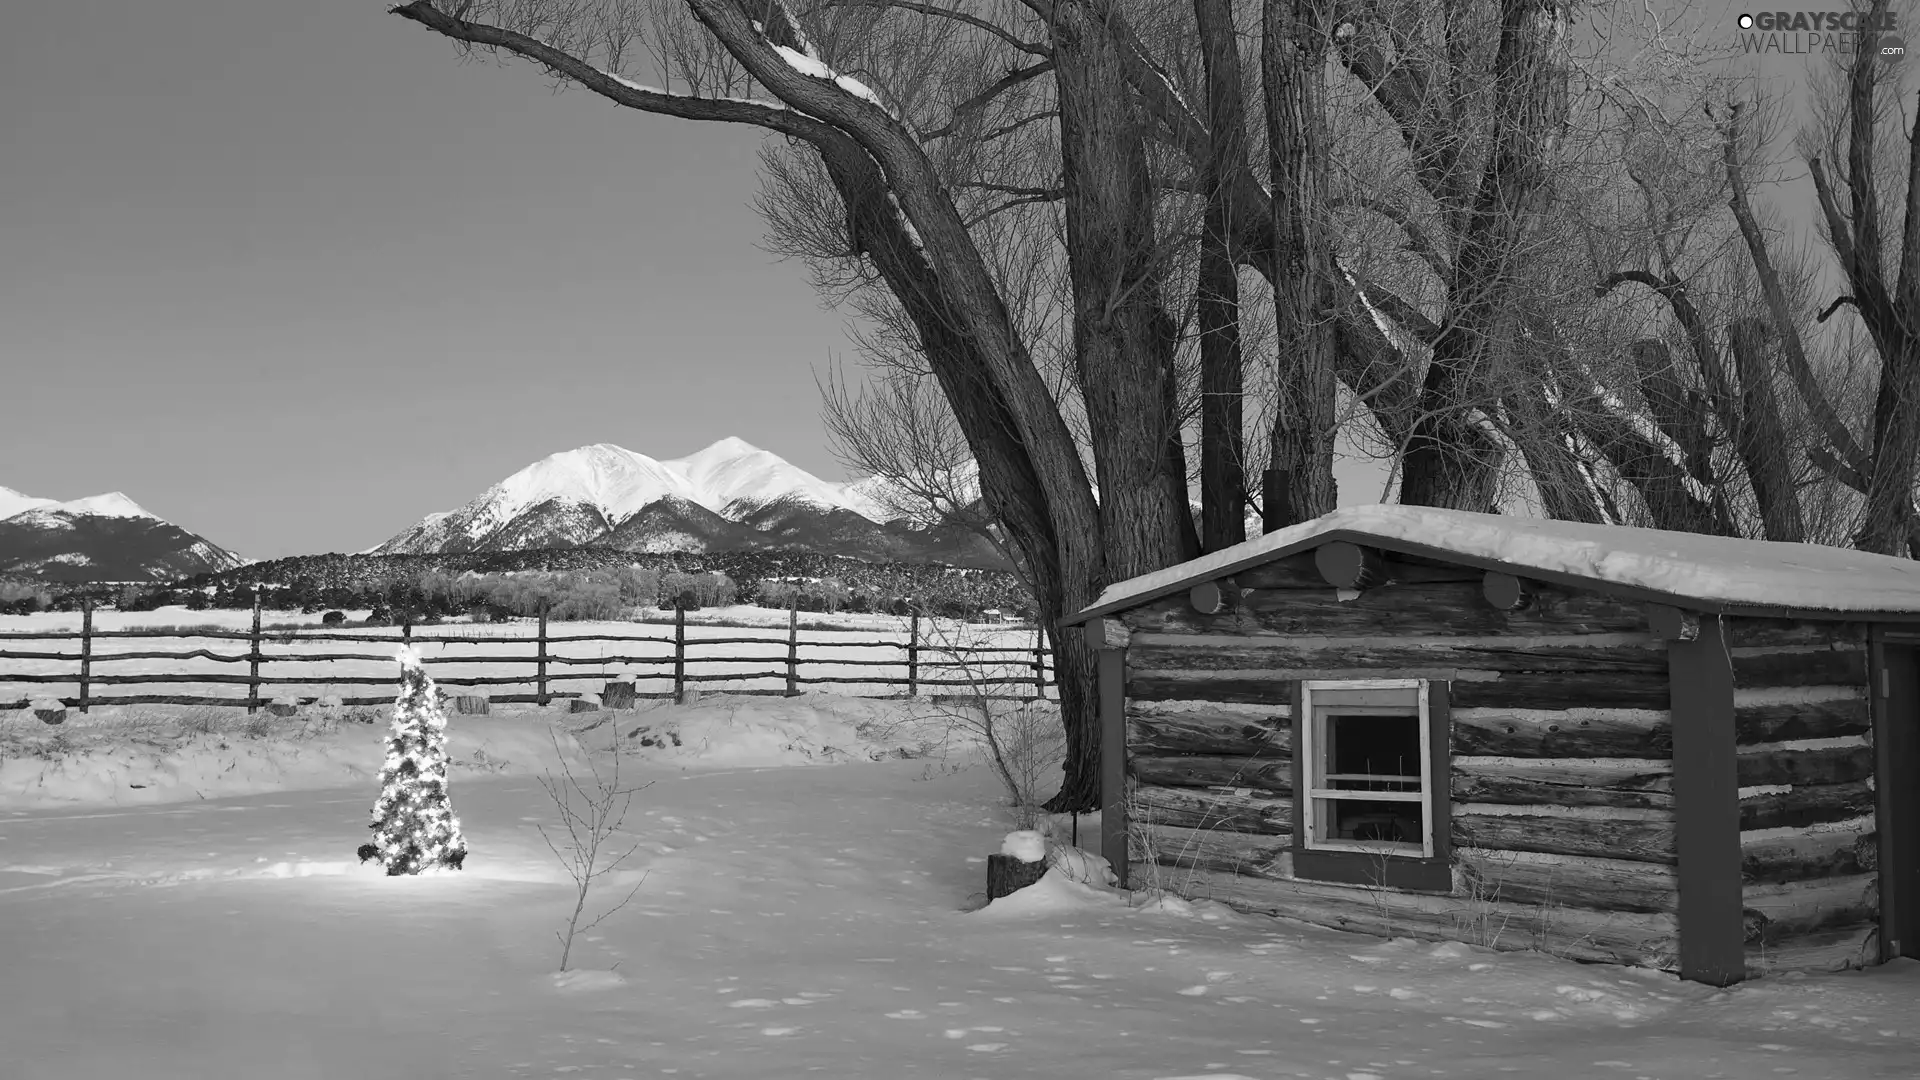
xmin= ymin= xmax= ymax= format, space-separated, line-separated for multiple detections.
xmin=922 ymin=60 xmax=1054 ymax=140
xmin=814 ymin=0 xmax=1048 ymax=55
xmin=1817 ymin=295 xmax=1858 ymax=323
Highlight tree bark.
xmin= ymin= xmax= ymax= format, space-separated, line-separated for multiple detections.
xmin=1727 ymin=319 xmax=1808 ymax=542
xmin=1263 ymin=0 xmax=1339 ymax=525
xmin=1049 ymin=1 xmax=1198 ymax=580
xmin=1196 ymin=0 xmax=1248 ymax=553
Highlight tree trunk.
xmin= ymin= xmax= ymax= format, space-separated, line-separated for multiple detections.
xmin=1263 ymin=0 xmax=1339 ymax=526
xmin=1196 ymin=0 xmax=1249 ymax=553
xmin=1051 ymin=2 xmax=1198 ymax=579
xmin=1727 ymin=318 xmax=1808 ymax=542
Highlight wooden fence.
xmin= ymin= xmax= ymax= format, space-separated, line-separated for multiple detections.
xmin=0 ymin=598 xmax=1054 ymax=714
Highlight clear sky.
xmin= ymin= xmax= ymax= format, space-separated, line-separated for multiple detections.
xmin=2 ymin=1 xmax=857 ymax=560
xmin=0 ymin=1 xmax=1870 ymax=562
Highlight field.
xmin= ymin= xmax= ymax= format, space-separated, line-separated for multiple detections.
xmin=1 ymin=686 xmax=1916 ymax=1079
xmin=0 ymin=605 xmax=1052 ymax=707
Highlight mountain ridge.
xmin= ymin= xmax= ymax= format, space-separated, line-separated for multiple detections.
xmin=373 ymin=438 xmax=1001 ymax=567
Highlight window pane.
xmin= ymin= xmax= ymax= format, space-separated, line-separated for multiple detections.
xmin=1316 ymin=797 xmax=1425 ymax=846
xmin=1325 ymin=712 xmax=1422 ymax=791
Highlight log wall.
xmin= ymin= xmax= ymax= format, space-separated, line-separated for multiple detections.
xmin=1725 ymin=618 xmax=1880 ymax=975
xmin=1119 ymin=551 xmax=1681 ymax=969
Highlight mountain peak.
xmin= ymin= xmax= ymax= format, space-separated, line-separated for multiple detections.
xmin=55 ymin=492 xmax=158 ymax=520
xmin=0 ymin=485 xmax=58 ymax=521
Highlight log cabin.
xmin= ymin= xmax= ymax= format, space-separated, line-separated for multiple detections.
xmin=1059 ymin=506 xmax=1920 ymax=985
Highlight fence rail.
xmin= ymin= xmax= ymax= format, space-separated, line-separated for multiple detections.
xmin=0 ymin=598 xmax=1054 ymax=714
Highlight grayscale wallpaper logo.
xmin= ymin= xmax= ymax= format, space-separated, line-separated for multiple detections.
xmin=1738 ymin=11 xmax=1906 ymax=58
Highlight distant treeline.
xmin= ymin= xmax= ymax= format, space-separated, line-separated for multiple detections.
xmin=15 ymin=547 xmax=1033 ymax=621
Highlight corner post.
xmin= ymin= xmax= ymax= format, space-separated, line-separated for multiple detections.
xmin=1098 ymin=646 xmax=1128 ymax=889
xmin=1669 ymin=612 xmax=1744 ymax=984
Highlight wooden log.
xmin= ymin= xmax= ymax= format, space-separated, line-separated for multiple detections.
xmin=1189 ymin=582 xmax=1226 ymax=614
xmin=1451 ymin=706 xmax=1671 ymax=759
xmin=568 ymin=696 xmax=603 ymax=714
xmin=1130 ymin=782 xmax=1293 ymax=835
xmin=1315 ymin=542 xmax=1387 ymax=589
xmin=1083 ymin=617 xmax=1132 ymax=651
xmin=1734 ymin=695 xmax=1870 ymax=744
xmin=1117 ymin=581 xmax=1652 ymax=638
xmin=1131 ymin=753 xmax=1292 ymax=794
xmin=1741 ymin=874 xmax=1879 ymax=941
xmin=1645 ymin=604 xmax=1699 ymax=641
xmin=1450 ymin=756 xmax=1674 ymax=810
xmin=1129 ymin=668 xmax=1669 ymax=710
xmin=1739 ymin=781 xmax=1877 ymax=831
xmin=1452 ymin=806 xmax=1678 ymax=864
xmin=265 ymin=697 xmax=299 ymax=717
xmin=454 ymin=694 xmax=490 ymax=716
xmin=1745 ymin=921 xmax=1877 ymax=975
xmin=1457 ymin=849 xmax=1679 ymax=913
xmin=1723 ymin=618 xmax=1868 ymax=649
xmin=1126 ymin=635 xmax=1668 ymax=675
xmin=1741 ymin=823 xmax=1876 ymax=883
xmin=1131 ymin=822 xmax=1291 ymax=879
xmin=1730 ymin=648 xmax=1868 ymax=688
xmin=1735 ymin=743 xmax=1876 ymax=787
xmin=32 ymin=700 xmax=66 ymax=725
xmin=986 ymin=853 xmax=1050 ymax=899
xmin=1148 ymin=864 xmax=1680 ymax=969
xmin=1126 ymin=700 xmax=1290 ymax=756
xmin=1482 ymin=572 xmax=1531 ymax=611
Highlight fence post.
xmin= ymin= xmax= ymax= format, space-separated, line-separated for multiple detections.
xmin=906 ymin=610 xmax=919 ymax=699
xmin=79 ymin=598 xmax=93 ymax=714
xmin=537 ymin=599 xmax=550 ymax=706
xmin=1032 ymin=623 xmax=1045 ymax=701
xmin=674 ymin=601 xmax=686 ymax=705
xmin=247 ymin=586 xmax=263 ymax=714
xmin=786 ymin=597 xmax=799 ymax=697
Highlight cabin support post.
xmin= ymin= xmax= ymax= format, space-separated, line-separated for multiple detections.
xmin=1098 ymin=647 xmax=1129 ymax=889
xmin=1669 ymin=613 xmax=1744 ymax=984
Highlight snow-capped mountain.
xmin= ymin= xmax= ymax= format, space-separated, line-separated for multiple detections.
xmin=0 ymin=488 xmax=246 ymax=581
xmin=374 ymin=439 xmax=1003 ymax=566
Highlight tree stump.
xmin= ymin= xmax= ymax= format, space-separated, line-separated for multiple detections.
xmin=986 ymin=853 xmax=1050 ymax=900
xmin=32 ymin=700 xmax=67 ymax=726
xmin=454 ymin=694 xmax=490 ymax=716
xmin=602 ymin=679 xmax=638 ymax=710
xmin=568 ymin=696 xmax=602 ymax=714
xmin=266 ymin=698 xmax=300 ymax=717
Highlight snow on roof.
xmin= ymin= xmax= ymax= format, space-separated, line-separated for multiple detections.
xmin=1065 ymin=504 xmax=1920 ymax=623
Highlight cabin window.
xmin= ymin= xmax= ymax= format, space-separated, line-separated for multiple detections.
xmin=1293 ymin=679 xmax=1450 ymax=891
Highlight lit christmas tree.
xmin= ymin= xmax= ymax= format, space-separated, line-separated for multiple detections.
xmin=356 ymin=644 xmax=468 ymax=875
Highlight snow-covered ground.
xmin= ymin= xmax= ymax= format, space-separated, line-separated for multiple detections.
xmin=2 ymin=690 xmax=1916 ymax=1079
xmin=0 ymin=605 xmax=1048 ymax=703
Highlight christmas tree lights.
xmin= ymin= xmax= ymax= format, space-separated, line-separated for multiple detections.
xmin=356 ymin=644 xmax=468 ymax=875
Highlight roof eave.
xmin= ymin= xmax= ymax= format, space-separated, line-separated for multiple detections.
xmin=1061 ymin=528 xmax=1920 ymax=626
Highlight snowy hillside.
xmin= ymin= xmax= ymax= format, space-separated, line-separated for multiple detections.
xmin=0 ymin=487 xmax=243 ymax=582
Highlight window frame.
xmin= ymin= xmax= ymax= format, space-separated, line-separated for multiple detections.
xmin=1290 ymin=678 xmax=1453 ymax=893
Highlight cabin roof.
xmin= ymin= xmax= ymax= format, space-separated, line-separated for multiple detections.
xmin=1062 ymin=505 xmax=1920 ymax=625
